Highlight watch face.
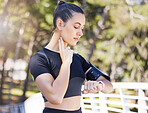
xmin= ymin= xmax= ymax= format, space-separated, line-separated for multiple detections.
xmin=98 ymin=81 xmax=105 ymax=90
xmin=98 ymin=84 xmax=103 ymax=90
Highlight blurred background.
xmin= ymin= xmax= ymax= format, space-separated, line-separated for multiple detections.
xmin=0 ymin=0 xmax=148 ymax=111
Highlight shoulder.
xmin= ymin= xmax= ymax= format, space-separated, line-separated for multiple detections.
xmin=30 ymin=52 xmax=46 ymax=64
xmin=29 ymin=50 xmax=52 ymax=80
xmin=74 ymin=53 xmax=85 ymax=60
xmin=73 ymin=53 xmax=90 ymax=72
xmin=73 ymin=53 xmax=86 ymax=63
xmin=29 ymin=50 xmax=50 ymax=68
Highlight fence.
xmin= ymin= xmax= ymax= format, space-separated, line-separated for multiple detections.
xmin=0 ymin=82 xmax=148 ymax=113
xmin=0 ymin=103 xmax=25 ymax=113
xmin=81 ymin=82 xmax=148 ymax=113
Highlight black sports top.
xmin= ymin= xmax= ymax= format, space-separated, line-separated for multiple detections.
xmin=29 ymin=48 xmax=90 ymax=102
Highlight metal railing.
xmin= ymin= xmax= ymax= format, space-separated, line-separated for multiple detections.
xmin=0 ymin=103 xmax=25 ymax=113
xmin=0 ymin=82 xmax=148 ymax=113
xmin=81 ymin=82 xmax=148 ymax=113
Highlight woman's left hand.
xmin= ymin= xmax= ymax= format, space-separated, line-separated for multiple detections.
xmin=83 ymin=81 xmax=104 ymax=93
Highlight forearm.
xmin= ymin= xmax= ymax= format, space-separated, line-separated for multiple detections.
xmin=51 ymin=61 xmax=71 ymax=101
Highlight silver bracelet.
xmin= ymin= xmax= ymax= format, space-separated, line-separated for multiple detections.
xmin=98 ymin=81 xmax=105 ymax=91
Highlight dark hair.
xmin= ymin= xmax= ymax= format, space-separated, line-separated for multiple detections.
xmin=52 ymin=1 xmax=84 ymax=32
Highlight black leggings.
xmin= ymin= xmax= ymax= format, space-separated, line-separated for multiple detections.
xmin=43 ymin=107 xmax=82 ymax=113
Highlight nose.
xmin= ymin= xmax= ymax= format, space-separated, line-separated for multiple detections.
xmin=77 ymin=29 xmax=83 ymax=37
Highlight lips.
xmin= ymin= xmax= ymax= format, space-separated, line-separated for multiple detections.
xmin=73 ymin=37 xmax=79 ymax=41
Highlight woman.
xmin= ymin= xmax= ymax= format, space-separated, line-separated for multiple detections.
xmin=29 ymin=1 xmax=113 ymax=113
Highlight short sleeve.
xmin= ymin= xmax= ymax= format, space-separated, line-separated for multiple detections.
xmin=77 ymin=54 xmax=111 ymax=81
xmin=77 ymin=54 xmax=90 ymax=73
xmin=29 ymin=53 xmax=52 ymax=80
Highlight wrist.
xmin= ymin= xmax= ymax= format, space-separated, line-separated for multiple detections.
xmin=98 ymin=81 xmax=105 ymax=91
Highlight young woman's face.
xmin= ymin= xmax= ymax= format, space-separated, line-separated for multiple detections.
xmin=60 ymin=13 xmax=85 ymax=46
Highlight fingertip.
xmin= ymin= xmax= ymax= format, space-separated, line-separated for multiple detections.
xmin=83 ymin=90 xmax=88 ymax=94
xmin=84 ymin=90 xmax=87 ymax=93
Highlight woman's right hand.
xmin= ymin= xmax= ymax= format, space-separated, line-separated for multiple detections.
xmin=58 ymin=37 xmax=73 ymax=64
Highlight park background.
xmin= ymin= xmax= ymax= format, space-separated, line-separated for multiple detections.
xmin=0 ymin=0 xmax=148 ymax=112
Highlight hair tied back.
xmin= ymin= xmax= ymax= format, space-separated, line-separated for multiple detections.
xmin=58 ymin=1 xmax=66 ymax=6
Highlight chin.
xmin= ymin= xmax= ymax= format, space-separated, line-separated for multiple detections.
xmin=69 ymin=42 xmax=77 ymax=46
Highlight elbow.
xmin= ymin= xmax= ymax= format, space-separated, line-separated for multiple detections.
xmin=52 ymin=98 xmax=63 ymax=105
xmin=47 ymin=95 xmax=63 ymax=105
xmin=50 ymin=99 xmax=63 ymax=105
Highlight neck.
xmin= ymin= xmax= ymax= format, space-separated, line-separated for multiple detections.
xmin=45 ymin=32 xmax=67 ymax=52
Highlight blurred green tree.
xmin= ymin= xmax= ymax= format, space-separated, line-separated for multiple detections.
xmin=0 ymin=0 xmax=148 ymax=105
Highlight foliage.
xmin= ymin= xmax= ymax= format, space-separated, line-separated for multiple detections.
xmin=0 ymin=0 xmax=148 ymax=105
xmin=0 ymin=0 xmax=147 ymax=79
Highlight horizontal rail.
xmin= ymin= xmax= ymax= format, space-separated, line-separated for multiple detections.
xmin=81 ymin=82 xmax=148 ymax=113
xmin=0 ymin=82 xmax=147 ymax=113
xmin=112 ymin=82 xmax=148 ymax=89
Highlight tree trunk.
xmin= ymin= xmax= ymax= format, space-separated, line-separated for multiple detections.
xmin=21 ymin=23 xmax=40 ymax=102
xmin=8 ymin=25 xmax=24 ymax=104
xmin=82 ymin=0 xmax=94 ymax=61
xmin=86 ymin=37 xmax=97 ymax=61
xmin=130 ymin=68 xmax=136 ymax=81
xmin=0 ymin=0 xmax=10 ymax=28
xmin=0 ymin=0 xmax=11 ymax=105
xmin=86 ymin=6 xmax=110 ymax=61
xmin=0 ymin=50 xmax=8 ymax=105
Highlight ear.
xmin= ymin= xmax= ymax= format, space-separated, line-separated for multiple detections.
xmin=56 ymin=18 xmax=64 ymax=31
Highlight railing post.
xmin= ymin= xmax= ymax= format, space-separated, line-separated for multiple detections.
xmin=20 ymin=103 xmax=25 ymax=113
xmin=99 ymin=92 xmax=108 ymax=113
xmin=138 ymin=89 xmax=147 ymax=113
xmin=14 ymin=105 xmax=18 ymax=113
xmin=10 ymin=105 xmax=14 ymax=113
xmin=2 ymin=108 xmax=6 ymax=113
xmin=81 ymin=95 xmax=86 ymax=113
xmin=119 ymin=88 xmax=130 ymax=113
xmin=90 ymin=95 xmax=99 ymax=113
